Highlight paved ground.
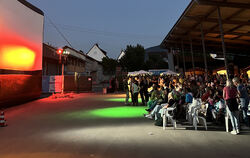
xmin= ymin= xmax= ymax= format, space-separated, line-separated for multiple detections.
xmin=1 ymin=93 xmax=250 ymax=158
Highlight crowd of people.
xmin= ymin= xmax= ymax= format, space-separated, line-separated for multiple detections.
xmin=123 ymin=73 xmax=250 ymax=135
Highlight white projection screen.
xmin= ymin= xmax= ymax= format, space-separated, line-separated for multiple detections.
xmin=0 ymin=0 xmax=44 ymax=71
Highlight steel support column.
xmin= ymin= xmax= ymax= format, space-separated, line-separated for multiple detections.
xmin=181 ymin=40 xmax=186 ymax=75
xmin=170 ymin=47 xmax=176 ymax=71
xmin=175 ymin=44 xmax=180 ymax=73
xmin=190 ymin=38 xmax=195 ymax=75
xmin=200 ymin=23 xmax=208 ymax=79
xmin=217 ymin=7 xmax=229 ymax=78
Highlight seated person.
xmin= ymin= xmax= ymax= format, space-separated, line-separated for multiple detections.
xmin=145 ymin=84 xmax=162 ymax=112
xmin=185 ymin=88 xmax=193 ymax=104
xmin=212 ymin=96 xmax=226 ymax=124
xmin=144 ymin=91 xmax=176 ymax=119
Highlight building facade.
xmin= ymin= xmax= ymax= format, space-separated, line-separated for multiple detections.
xmin=87 ymin=44 xmax=108 ymax=62
xmin=63 ymin=46 xmax=86 ymax=75
xmin=43 ymin=43 xmax=61 ymax=75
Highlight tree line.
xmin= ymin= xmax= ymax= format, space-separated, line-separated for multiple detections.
xmin=102 ymin=44 xmax=168 ymax=74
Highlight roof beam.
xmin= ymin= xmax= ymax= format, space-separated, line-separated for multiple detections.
xmin=184 ymin=16 xmax=250 ymax=25
xmin=175 ymin=27 xmax=250 ymax=36
xmin=184 ymin=7 xmax=218 ymax=35
xmin=164 ymin=40 xmax=249 ymax=50
xmin=169 ymin=35 xmax=250 ymax=45
xmin=195 ymin=0 xmax=250 ymax=9
xmin=204 ymin=8 xmax=246 ymax=36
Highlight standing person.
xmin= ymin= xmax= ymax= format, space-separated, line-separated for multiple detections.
xmin=233 ymin=77 xmax=249 ymax=127
xmin=132 ymin=80 xmax=139 ymax=106
xmin=223 ymin=79 xmax=240 ymax=135
xmin=139 ymin=77 xmax=145 ymax=106
xmin=123 ymin=77 xmax=129 ymax=105
xmin=143 ymin=77 xmax=149 ymax=105
xmin=129 ymin=77 xmax=134 ymax=104
xmin=115 ymin=78 xmax=119 ymax=92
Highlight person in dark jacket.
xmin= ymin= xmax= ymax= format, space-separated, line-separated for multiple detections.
xmin=233 ymin=77 xmax=249 ymax=127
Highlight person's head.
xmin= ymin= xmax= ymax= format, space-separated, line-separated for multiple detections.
xmin=232 ymin=77 xmax=240 ymax=86
xmin=168 ymin=92 xmax=174 ymax=101
xmin=226 ymin=79 xmax=233 ymax=88
xmin=197 ymin=81 xmax=201 ymax=86
xmin=138 ymin=77 xmax=142 ymax=82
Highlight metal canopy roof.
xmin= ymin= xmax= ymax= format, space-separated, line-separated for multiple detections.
xmin=161 ymin=0 xmax=250 ymax=51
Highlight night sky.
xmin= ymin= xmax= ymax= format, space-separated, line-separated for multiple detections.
xmin=27 ymin=0 xmax=191 ymax=58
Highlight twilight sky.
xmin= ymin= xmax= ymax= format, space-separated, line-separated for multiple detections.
xmin=27 ymin=0 xmax=191 ymax=59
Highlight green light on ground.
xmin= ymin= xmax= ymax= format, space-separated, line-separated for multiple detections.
xmin=89 ymin=106 xmax=145 ymax=118
xmin=65 ymin=106 xmax=146 ymax=119
xmin=104 ymin=98 xmax=142 ymax=103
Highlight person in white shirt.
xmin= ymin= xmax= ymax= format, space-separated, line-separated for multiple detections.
xmin=132 ymin=80 xmax=139 ymax=106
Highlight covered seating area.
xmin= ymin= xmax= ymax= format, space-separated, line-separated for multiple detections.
xmin=160 ymin=0 xmax=250 ymax=76
xmin=137 ymin=0 xmax=250 ymax=135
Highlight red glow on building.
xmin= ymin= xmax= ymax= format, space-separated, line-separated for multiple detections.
xmin=0 ymin=45 xmax=36 ymax=70
xmin=0 ymin=28 xmax=42 ymax=71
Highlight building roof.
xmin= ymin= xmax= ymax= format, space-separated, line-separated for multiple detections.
xmin=43 ymin=43 xmax=59 ymax=60
xmin=145 ymin=45 xmax=169 ymax=53
xmin=64 ymin=46 xmax=86 ymax=55
xmin=18 ymin=0 xmax=44 ymax=15
xmin=87 ymin=44 xmax=108 ymax=57
xmin=64 ymin=46 xmax=102 ymax=64
xmin=99 ymin=47 xmax=108 ymax=56
xmin=85 ymin=53 xmax=102 ymax=65
xmin=161 ymin=0 xmax=250 ymax=55
xmin=117 ymin=50 xmax=125 ymax=60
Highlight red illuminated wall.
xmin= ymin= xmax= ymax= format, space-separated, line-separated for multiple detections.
xmin=0 ymin=31 xmax=41 ymax=71
xmin=0 ymin=0 xmax=44 ymax=71
xmin=0 ymin=0 xmax=44 ymax=107
xmin=0 ymin=75 xmax=42 ymax=106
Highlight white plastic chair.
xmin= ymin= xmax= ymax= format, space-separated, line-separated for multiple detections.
xmin=186 ymin=103 xmax=192 ymax=122
xmin=211 ymin=109 xmax=217 ymax=120
xmin=161 ymin=103 xmax=177 ymax=130
xmin=187 ymin=98 xmax=201 ymax=124
xmin=192 ymin=106 xmax=207 ymax=130
xmin=191 ymin=99 xmax=207 ymax=131
xmin=247 ymin=102 xmax=250 ymax=116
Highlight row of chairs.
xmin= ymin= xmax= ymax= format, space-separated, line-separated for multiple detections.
xmin=161 ymin=99 xmax=250 ymax=132
xmin=160 ymin=99 xmax=208 ymax=131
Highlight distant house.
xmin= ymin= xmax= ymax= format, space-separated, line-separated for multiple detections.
xmin=84 ymin=54 xmax=104 ymax=84
xmin=87 ymin=44 xmax=108 ymax=62
xmin=64 ymin=46 xmax=111 ymax=84
xmin=63 ymin=46 xmax=86 ymax=75
xmin=43 ymin=43 xmax=61 ymax=75
xmin=117 ymin=50 xmax=125 ymax=61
